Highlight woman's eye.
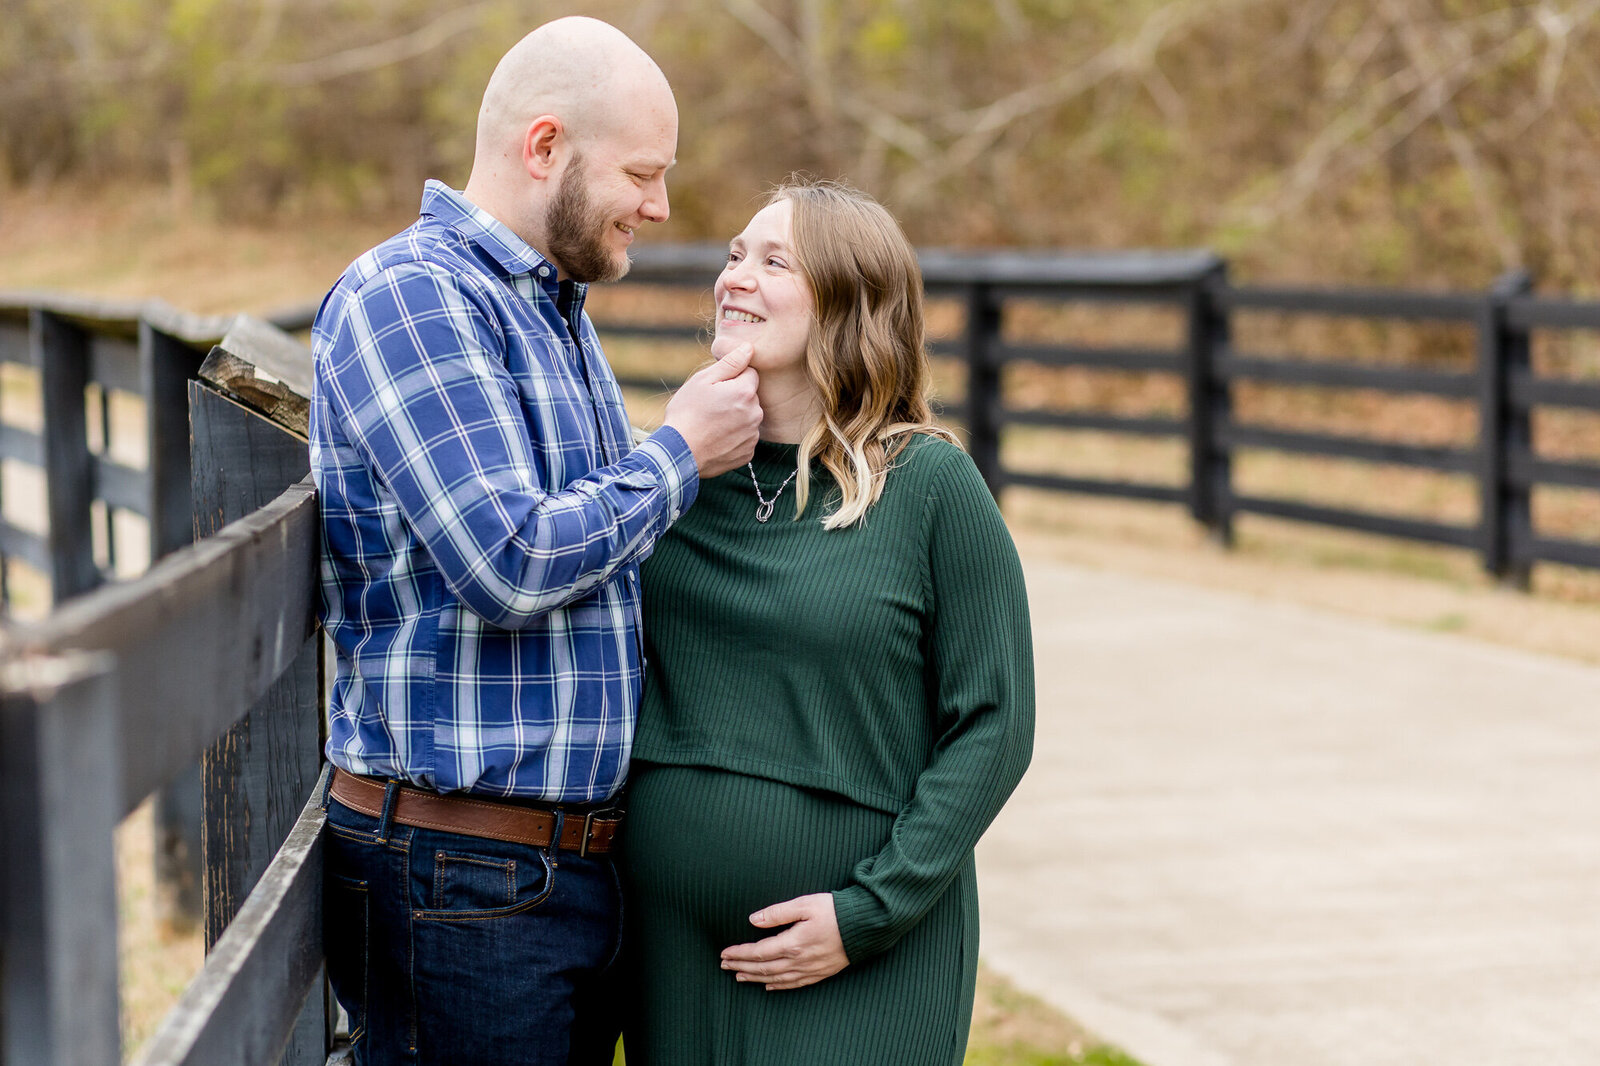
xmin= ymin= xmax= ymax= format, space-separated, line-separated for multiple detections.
xmin=767 ymin=257 xmax=787 ymax=269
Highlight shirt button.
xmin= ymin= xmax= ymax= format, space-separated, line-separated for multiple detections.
xmin=671 ymin=509 xmax=681 ymax=522
xmin=537 ymin=266 xmax=550 ymax=278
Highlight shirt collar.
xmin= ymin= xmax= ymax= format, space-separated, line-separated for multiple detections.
xmin=419 ymin=180 xmax=564 ymax=286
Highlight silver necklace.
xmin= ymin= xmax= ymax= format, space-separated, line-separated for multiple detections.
xmin=746 ymin=462 xmax=799 ymax=523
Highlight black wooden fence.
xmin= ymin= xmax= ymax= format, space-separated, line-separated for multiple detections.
xmin=1 ymin=316 xmax=331 ymax=1065
xmin=606 ymin=246 xmax=1600 ymax=586
xmin=555 ymin=246 xmax=1600 ymax=586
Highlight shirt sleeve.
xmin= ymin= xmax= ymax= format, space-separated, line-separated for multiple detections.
xmin=829 ymin=448 xmax=1035 ymax=962
xmin=317 ymin=260 xmax=699 ymax=629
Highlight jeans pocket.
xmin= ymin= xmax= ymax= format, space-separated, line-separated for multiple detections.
xmin=323 ymin=872 xmax=370 ymax=1046
xmin=414 ymin=845 xmax=554 ymax=921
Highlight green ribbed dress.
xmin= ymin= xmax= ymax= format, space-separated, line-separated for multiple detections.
xmin=620 ymin=435 xmax=1034 ymax=1066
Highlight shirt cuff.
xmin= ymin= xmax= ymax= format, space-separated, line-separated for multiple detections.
xmin=830 ymin=884 xmax=899 ymax=964
xmin=629 ymin=425 xmax=700 ymax=527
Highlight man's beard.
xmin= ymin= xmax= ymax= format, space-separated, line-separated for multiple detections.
xmin=546 ymin=154 xmax=629 ymax=284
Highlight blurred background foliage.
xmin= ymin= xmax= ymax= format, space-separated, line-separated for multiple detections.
xmin=6 ymin=0 xmax=1600 ymax=291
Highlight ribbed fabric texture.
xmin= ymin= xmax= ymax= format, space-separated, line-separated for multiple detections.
xmin=631 ymin=432 xmax=1034 ymax=996
xmin=621 ymin=766 xmax=978 ymax=1065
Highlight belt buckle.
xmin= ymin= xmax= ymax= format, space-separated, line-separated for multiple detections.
xmin=578 ymin=807 xmax=624 ymax=858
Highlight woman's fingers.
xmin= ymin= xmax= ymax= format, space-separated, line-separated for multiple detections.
xmin=721 ymin=892 xmax=850 ymax=991
xmin=720 ymin=930 xmax=793 ymax=969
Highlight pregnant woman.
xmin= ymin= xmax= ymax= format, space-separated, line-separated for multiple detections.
xmin=621 ymin=179 xmax=1035 ymax=1065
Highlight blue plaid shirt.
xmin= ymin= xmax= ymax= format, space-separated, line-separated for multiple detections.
xmin=310 ymin=181 xmax=698 ymax=802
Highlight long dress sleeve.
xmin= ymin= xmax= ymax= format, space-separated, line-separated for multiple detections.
xmin=829 ymin=449 xmax=1036 ymax=962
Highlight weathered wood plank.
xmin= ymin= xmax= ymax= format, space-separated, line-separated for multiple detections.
xmin=0 ymin=651 xmax=122 ymax=1066
xmin=34 ymin=309 xmax=101 ymax=600
xmin=131 ymin=770 xmax=329 ymax=1066
xmin=994 ymin=342 xmax=1184 ymax=373
xmin=145 ymin=323 xmax=209 ymax=926
xmin=0 ymin=292 xmax=234 ymax=346
xmin=1216 ymin=423 xmax=1479 ymax=473
xmin=200 ymin=312 xmax=312 ymax=406
xmin=190 ymin=379 xmax=325 ymax=1066
xmin=143 ymin=322 xmax=206 ymax=558
xmin=0 ymin=321 xmax=29 ymax=365
xmin=0 ymin=423 xmax=44 ymax=466
xmin=88 ymin=332 xmax=143 ymax=395
xmin=92 ymin=453 xmax=151 ymax=514
xmin=1217 ymin=353 xmax=1478 ymax=397
xmin=0 ymin=520 xmax=51 ymax=574
xmin=1004 ymin=469 xmax=1188 ymax=504
xmin=1230 ymin=493 xmax=1479 ymax=548
xmin=1213 ymin=282 xmax=1482 ymax=321
xmin=1005 ymin=409 xmax=1186 ymax=437
xmin=191 ymin=383 xmax=318 ymax=929
xmin=15 ymin=473 xmax=319 ymax=818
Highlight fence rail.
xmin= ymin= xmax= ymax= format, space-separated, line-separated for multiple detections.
xmin=493 ymin=244 xmax=1600 ymax=585
xmin=435 ymin=244 xmax=1594 ymax=586
xmin=0 ymin=314 xmax=331 ymax=1066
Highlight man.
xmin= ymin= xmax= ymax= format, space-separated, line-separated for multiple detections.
xmin=308 ymin=17 xmax=761 ymax=1065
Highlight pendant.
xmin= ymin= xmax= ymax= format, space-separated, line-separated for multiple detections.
xmin=756 ymin=500 xmax=775 ymax=523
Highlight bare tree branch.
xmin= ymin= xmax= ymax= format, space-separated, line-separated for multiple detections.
xmin=267 ymin=3 xmax=498 ymax=87
xmin=1382 ymin=0 xmax=1521 ymax=267
xmin=721 ymin=0 xmax=801 ymax=64
xmin=879 ymin=0 xmax=1241 ymax=207
xmin=1233 ymin=6 xmax=1546 ymax=228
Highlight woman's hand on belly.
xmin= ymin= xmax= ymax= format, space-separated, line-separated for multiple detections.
xmin=719 ymin=892 xmax=849 ymax=991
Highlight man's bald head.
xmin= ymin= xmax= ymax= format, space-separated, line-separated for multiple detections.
xmin=474 ymin=17 xmax=673 ymax=167
xmin=462 ymin=17 xmax=678 ymax=279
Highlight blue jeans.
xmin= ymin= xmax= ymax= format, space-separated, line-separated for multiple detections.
xmin=322 ymin=787 xmax=624 ymax=1066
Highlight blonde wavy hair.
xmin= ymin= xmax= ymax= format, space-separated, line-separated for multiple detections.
xmin=775 ymin=179 xmax=954 ymax=529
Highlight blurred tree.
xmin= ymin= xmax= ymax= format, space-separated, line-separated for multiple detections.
xmin=7 ymin=0 xmax=1600 ymax=291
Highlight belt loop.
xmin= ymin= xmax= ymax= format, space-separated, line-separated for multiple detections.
xmin=579 ymin=811 xmax=597 ymax=859
xmin=547 ymin=810 xmax=565 ymax=867
xmin=376 ymin=778 xmax=402 ymax=844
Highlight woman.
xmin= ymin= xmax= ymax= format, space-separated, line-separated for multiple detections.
xmin=621 ymin=180 xmax=1034 ymax=1065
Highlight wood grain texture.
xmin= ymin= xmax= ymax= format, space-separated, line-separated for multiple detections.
xmin=0 ymin=653 xmax=122 ymax=1066
xmin=189 ymin=378 xmax=325 ymax=1066
xmin=15 ymin=467 xmax=319 ymax=817
xmin=34 ymin=309 xmax=100 ymax=601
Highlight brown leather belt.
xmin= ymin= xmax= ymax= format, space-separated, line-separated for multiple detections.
xmin=329 ymin=768 xmax=622 ymax=856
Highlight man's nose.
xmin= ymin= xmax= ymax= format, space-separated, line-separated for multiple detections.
xmin=641 ymin=176 xmax=669 ymax=224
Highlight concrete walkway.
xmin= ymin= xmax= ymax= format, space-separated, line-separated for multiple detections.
xmin=977 ymin=552 xmax=1600 ymax=1066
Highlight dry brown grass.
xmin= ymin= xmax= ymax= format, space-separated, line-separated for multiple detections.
xmin=116 ymin=803 xmax=204 ymax=1061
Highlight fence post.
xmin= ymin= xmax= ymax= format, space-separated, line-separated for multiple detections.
xmin=1 ymin=650 xmax=122 ymax=1066
xmin=32 ymin=310 xmax=100 ymax=601
xmin=1479 ymin=269 xmax=1534 ymax=588
xmin=143 ymin=321 xmax=210 ymax=928
xmin=190 ymin=372 xmax=327 ymax=1065
xmin=1186 ymin=259 xmax=1233 ymax=546
xmin=965 ymin=282 xmax=1003 ymax=497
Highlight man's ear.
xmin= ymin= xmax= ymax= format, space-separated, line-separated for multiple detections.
xmin=522 ymin=115 xmax=563 ymax=180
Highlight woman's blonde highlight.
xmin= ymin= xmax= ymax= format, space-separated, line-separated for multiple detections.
xmin=773 ymin=179 xmax=954 ymax=529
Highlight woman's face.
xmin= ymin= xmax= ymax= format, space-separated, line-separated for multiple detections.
xmin=711 ymin=199 xmax=814 ymax=374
